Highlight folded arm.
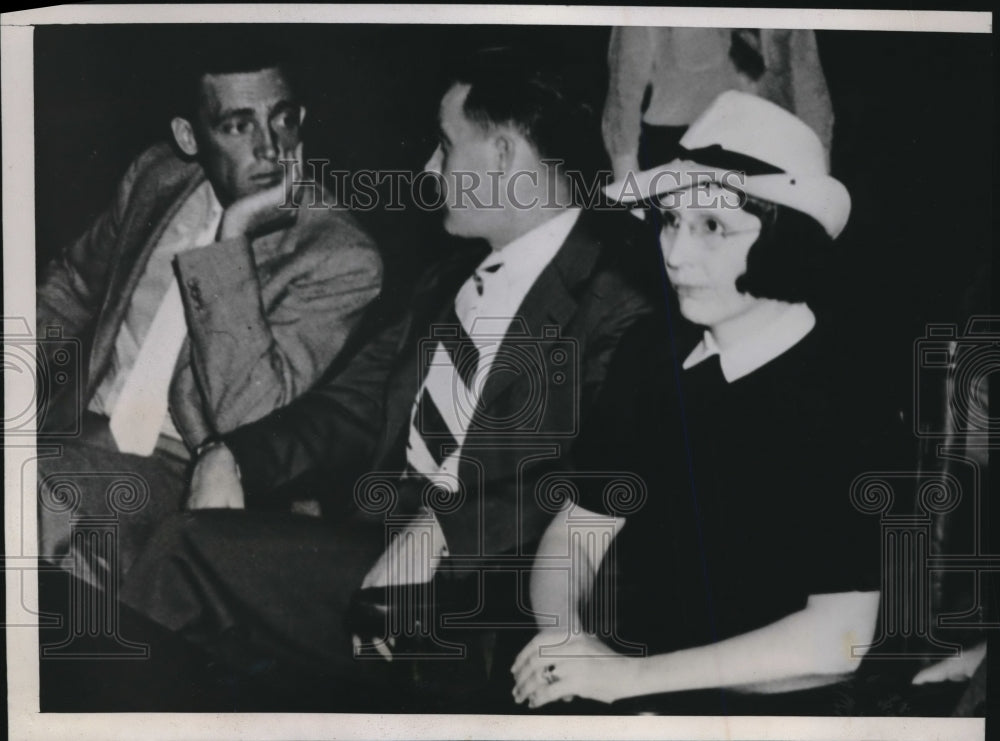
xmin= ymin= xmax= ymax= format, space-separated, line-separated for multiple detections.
xmin=513 ymin=504 xmax=880 ymax=708
xmin=177 ymin=208 xmax=382 ymax=435
xmin=194 ymin=309 xmax=405 ymax=510
xmin=536 ymin=501 xmax=621 ymax=633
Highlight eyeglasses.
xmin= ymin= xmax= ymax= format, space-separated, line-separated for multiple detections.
xmin=660 ymin=210 xmax=760 ymax=244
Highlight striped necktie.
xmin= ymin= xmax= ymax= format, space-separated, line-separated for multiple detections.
xmin=405 ymin=263 xmax=503 ymax=487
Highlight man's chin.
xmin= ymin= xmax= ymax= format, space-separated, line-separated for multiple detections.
xmin=442 ymin=212 xmax=479 ymax=240
xmin=440 ymin=215 xmax=459 ymax=237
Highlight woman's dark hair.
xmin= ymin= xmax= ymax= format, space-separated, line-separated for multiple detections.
xmin=648 ymin=189 xmax=833 ymax=308
xmin=736 ymin=193 xmax=834 ymax=306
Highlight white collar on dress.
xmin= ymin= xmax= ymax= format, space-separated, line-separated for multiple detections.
xmin=682 ymin=302 xmax=816 ymax=382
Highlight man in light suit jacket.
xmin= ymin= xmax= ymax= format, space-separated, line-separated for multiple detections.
xmin=120 ymin=49 xmax=653 ymax=707
xmin=37 ymin=41 xmax=382 ymax=583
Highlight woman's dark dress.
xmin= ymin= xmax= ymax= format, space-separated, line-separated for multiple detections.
xmin=573 ymin=310 xmax=894 ymax=709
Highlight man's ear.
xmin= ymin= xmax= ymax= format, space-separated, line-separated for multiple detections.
xmin=171 ymin=117 xmax=199 ymax=157
xmin=299 ymin=105 xmax=307 ymax=128
xmin=493 ymin=132 xmax=514 ymax=172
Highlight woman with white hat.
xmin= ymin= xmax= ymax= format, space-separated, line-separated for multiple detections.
xmin=510 ymin=91 xmax=894 ymax=713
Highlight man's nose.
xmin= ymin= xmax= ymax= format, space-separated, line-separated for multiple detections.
xmin=423 ymin=144 xmax=442 ymax=174
xmin=253 ymin=122 xmax=280 ymax=161
xmin=661 ymin=225 xmax=696 ymax=269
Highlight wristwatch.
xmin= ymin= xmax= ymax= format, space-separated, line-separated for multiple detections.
xmin=194 ymin=438 xmax=242 ymax=481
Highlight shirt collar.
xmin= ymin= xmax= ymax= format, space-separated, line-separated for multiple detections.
xmin=481 ymin=207 xmax=582 ymax=286
xmin=200 ymin=181 xmax=224 ymax=232
xmin=180 ymin=180 xmax=224 ymax=246
xmin=682 ymin=303 xmax=816 ymax=382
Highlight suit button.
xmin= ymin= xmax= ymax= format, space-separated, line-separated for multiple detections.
xmin=186 ymin=282 xmax=203 ymax=307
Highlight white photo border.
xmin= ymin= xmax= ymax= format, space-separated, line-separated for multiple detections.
xmin=3 ymin=5 xmax=992 ymax=741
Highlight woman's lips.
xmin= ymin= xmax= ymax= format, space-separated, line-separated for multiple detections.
xmin=674 ymin=284 xmax=708 ymax=297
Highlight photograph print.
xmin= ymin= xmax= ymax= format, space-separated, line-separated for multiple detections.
xmin=3 ymin=6 xmax=993 ymax=739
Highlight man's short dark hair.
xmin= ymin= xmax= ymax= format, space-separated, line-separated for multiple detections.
xmin=449 ymin=47 xmax=605 ymax=177
xmin=735 ymin=194 xmax=833 ymax=306
xmin=172 ymin=29 xmax=299 ymax=121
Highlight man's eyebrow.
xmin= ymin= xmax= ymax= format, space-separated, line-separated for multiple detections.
xmin=210 ymin=99 xmax=299 ymax=125
xmin=211 ymin=107 xmax=255 ymax=124
xmin=268 ymin=99 xmax=300 ymax=116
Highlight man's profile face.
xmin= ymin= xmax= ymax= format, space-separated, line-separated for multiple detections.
xmin=424 ymin=83 xmax=501 ymax=240
xmin=192 ymin=66 xmax=302 ymax=206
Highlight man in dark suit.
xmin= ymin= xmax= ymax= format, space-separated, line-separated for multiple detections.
xmin=36 ymin=40 xmax=382 ymax=583
xmin=120 ymin=49 xmax=652 ymax=707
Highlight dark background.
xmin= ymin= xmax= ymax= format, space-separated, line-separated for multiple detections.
xmin=34 ymin=23 xmax=993 ymax=420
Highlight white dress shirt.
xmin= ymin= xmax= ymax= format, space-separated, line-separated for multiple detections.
xmin=90 ymin=181 xmax=222 ymax=448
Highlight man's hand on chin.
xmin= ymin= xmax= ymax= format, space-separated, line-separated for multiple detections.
xmin=186 ymin=441 xmax=246 ymax=510
xmin=217 ymin=142 xmax=304 ymax=240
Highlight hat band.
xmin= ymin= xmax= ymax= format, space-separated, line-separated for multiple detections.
xmin=676 ymin=143 xmax=785 ymax=177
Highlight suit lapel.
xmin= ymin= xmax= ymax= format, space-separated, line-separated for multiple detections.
xmin=379 ymin=241 xmax=490 ymax=457
xmin=87 ymin=162 xmax=205 ymax=393
xmin=476 ymin=211 xmax=602 ymax=411
xmin=380 ymin=211 xmax=606 ymax=462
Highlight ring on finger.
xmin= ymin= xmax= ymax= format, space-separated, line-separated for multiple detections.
xmin=542 ymin=663 xmax=558 ymax=685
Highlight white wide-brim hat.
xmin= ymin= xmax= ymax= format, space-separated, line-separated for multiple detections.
xmin=604 ymin=90 xmax=851 ymax=239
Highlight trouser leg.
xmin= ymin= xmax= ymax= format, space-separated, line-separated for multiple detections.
xmin=38 ymin=438 xmax=187 ymax=586
xmin=120 ymin=509 xmax=392 ymax=704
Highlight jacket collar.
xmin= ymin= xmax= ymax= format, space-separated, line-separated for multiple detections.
xmin=88 ymin=145 xmax=206 ymax=395
xmin=475 ymin=208 xmax=603 ymax=410
xmin=382 ymin=210 xmax=608 ymax=456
